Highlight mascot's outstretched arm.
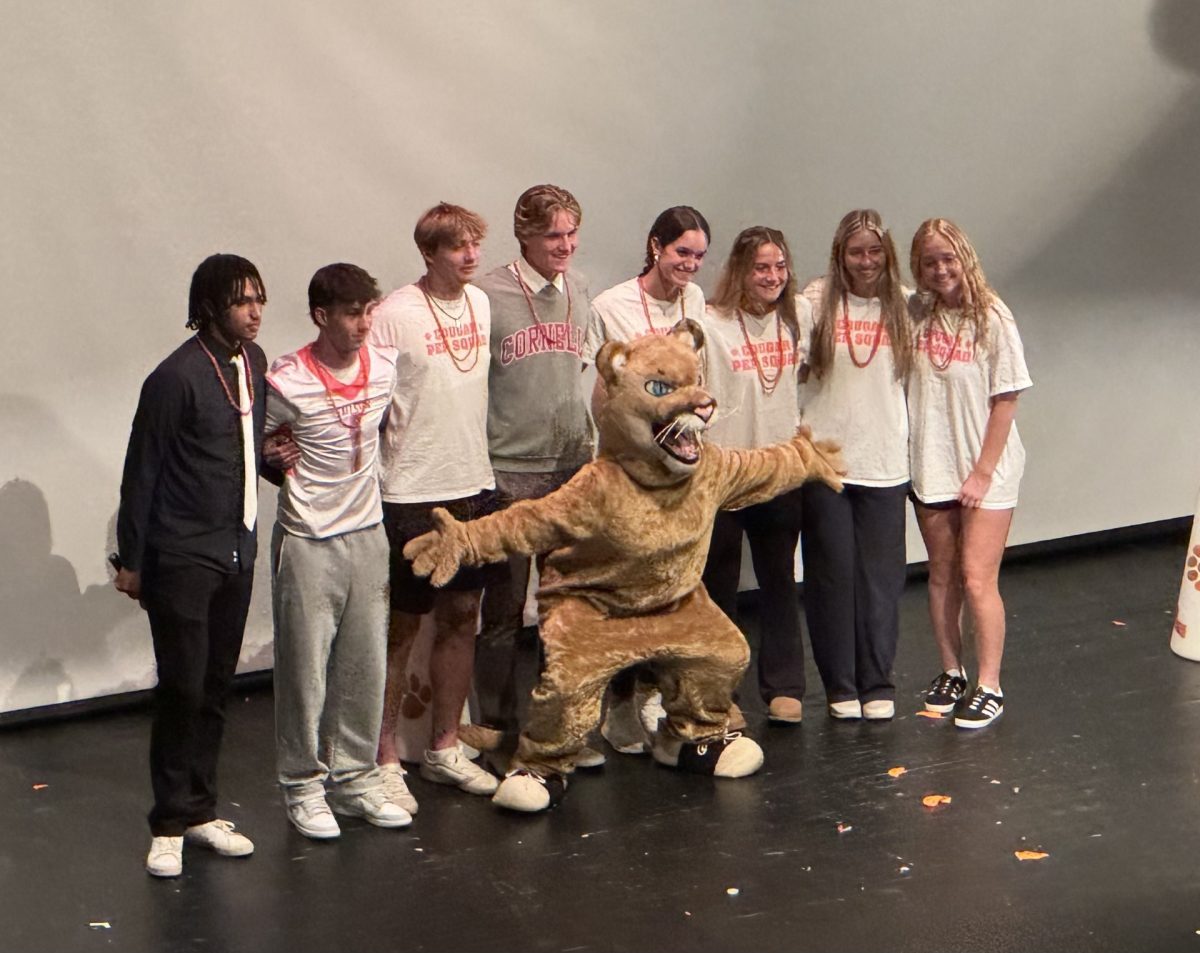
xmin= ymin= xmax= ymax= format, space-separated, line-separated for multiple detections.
xmin=403 ymin=469 xmax=601 ymax=587
xmin=718 ymin=425 xmax=846 ymax=512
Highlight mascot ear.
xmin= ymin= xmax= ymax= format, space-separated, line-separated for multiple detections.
xmin=668 ymin=318 xmax=704 ymax=353
xmin=596 ymin=340 xmax=630 ymax=387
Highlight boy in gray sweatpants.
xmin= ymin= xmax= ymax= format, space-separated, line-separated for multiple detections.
xmin=265 ymin=263 xmax=414 ymax=839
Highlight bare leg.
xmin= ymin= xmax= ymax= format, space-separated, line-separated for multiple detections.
xmin=429 ymin=589 xmax=482 ymax=751
xmin=960 ymin=507 xmax=1014 ymax=688
xmin=377 ymin=610 xmax=423 ymax=765
xmin=915 ymin=504 xmax=966 ymax=674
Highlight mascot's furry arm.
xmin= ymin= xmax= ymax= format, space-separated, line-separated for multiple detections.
xmin=714 ymin=426 xmax=844 ymax=511
xmin=403 ymin=467 xmax=607 ymax=587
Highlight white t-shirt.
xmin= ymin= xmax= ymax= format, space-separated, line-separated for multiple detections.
xmin=699 ymin=299 xmax=807 ymax=450
xmin=265 ymin=342 xmax=398 ymax=539
xmin=582 ymin=277 xmax=706 ymax=364
xmin=798 ymin=278 xmax=910 ymax=486
xmin=907 ymin=297 xmax=1032 ymax=508
xmin=370 ymin=282 xmax=495 ymax=504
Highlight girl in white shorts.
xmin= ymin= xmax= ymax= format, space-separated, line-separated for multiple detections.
xmin=907 ymin=218 xmax=1032 ymax=729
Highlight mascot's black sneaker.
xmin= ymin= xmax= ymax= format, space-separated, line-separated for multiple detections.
xmin=492 ymin=770 xmax=567 ymax=813
xmin=651 ymin=731 xmax=764 ymax=778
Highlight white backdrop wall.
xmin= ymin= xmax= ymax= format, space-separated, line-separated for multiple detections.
xmin=3 ymin=0 xmax=1199 ymax=713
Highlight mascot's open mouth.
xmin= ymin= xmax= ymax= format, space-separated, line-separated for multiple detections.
xmin=652 ymin=416 xmax=705 ymax=465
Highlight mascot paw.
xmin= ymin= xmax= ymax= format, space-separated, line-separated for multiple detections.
xmin=793 ymin=428 xmax=847 ymax=492
xmin=652 ymin=731 xmax=764 ymax=778
xmin=402 ymin=507 xmax=472 ymax=587
xmin=457 ymin=722 xmax=504 ymax=753
xmin=492 ymin=770 xmax=567 ymax=813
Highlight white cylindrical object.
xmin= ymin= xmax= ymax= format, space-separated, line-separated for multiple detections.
xmin=1171 ymin=498 xmax=1200 ymax=662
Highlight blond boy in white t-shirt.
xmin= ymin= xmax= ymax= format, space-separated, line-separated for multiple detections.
xmin=371 ymin=203 xmax=502 ymax=803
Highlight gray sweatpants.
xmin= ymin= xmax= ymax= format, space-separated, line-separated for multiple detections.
xmin=272 ymin=522 xmax=389 ymax=805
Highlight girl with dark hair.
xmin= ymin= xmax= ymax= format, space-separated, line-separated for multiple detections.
xmin=700 ymin=226 xmax=810 ymax=723
xmin=581 ymin=206 xmax=711 ymax=363
xmin=581 ymin=205 xmax=713 ymax=752
xmin=798 ymin=209 xmax=913 ymax=722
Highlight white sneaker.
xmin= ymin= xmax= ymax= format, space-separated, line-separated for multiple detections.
xmin=639 ymin=690 xmax=667 ymax=736
xmin=420 ymin=745 xmax=499 ymax=795
xmin=331 ymin=788 xmax=413 ymax=829
xmin=146 ymin=835 xmax=183 ymax=877
xmin=862 ymin=699 xmax=895 ymax=721
xmin=379 ymin=763 xmax=419 ymax=815
xmin=601 ymin=696 xmax=648 ymax=754
xmin=183 ymin=819 xmax=254 ymax=857
xmin=828 ymin=699 xmax=862 ymax=720
xmin=287 ymin=796 xmax=341 ymax=839
xmin=575 ymin=745 xmax=607 ymax=769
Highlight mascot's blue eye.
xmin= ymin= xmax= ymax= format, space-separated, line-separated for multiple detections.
xmin=645 ymin=379 xmax=675 ymax=397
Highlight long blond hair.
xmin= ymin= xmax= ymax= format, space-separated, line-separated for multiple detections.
xmin=909 ymin=218 xmax=996 ymax=344
xmin=709 ymin=226 xmax=799 ymax=343
xmin=808 ymin=209 xmax=911 ymax=380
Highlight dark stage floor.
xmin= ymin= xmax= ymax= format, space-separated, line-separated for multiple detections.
xmin=4 ymin=532 xmax=1200 ymax=953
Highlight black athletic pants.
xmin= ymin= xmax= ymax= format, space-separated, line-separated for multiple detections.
xmin=800 ymin=481 xmax=907 ymax=704
xmin=702 ymin=488 xmax=806 ymax=703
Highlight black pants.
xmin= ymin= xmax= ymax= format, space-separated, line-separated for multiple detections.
xmin=801 ymin=481 xmax=907 ymax=704
xmin=702 ymin=489 xmax=805 ymax=703
xmin=143 ymin=551 xmax=253 ymax=836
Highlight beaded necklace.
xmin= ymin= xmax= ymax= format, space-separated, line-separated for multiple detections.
xmin=841 ymin=292 xmax=886 ymax=369
xmin=511 ymin=261 xmax=573 ymax=329
xmin=925 ymin=310 xmax=968 ymax=372
xmin=419 ymin=277 xmax=481 ymax=373
xmin=196 ymin=336 xmax=253 ymax=415
xmin=302 ymin=344 xmax=371 ymax=471
xmin=736 ymin=309 xmax=784 ymax=395
xmin=637 ymin=274 xmax=686 ymax=335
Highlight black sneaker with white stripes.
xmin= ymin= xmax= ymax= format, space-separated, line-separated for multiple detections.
xmin=954 ymin=686 xmax=1004 ymax=729
xmin=925 ymin=671 xmax=969 ymax=713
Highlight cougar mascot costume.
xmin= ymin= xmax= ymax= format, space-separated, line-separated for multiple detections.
xmin=405 ymin=321 xmax=843 ymax=812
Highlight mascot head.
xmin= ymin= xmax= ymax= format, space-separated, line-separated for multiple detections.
xmin=594 ymin=319 xmax=716 ymax=488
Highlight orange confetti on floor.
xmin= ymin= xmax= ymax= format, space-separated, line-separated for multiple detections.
xmin=887 ymin=767 xmax=907 ymax=778
xmin=31 ymin=784 xmax=48 ymax=791
xmin=1014 ymin=850 xmax=1049 ymax=861
xmin=915 ymin=711 xmax=943 ymax=719
xmin=1111 ymin=620 xmax=1127 ymax=627
xmin=922 ymin=794 xmax=952 ymax=808
xmin=836 ymin=823 xmax=852 ymax=834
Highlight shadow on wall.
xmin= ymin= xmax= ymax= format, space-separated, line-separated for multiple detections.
xmin=0 ymin=479 xmax=152 ymax=713
xmin=1009 ymin=0 xmax=1200 ymax=297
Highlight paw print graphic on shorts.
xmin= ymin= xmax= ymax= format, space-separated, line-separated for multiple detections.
xmin=1187 ymin=545 xmax=1200 ymax=590
xmin=401 ymin=672 xmax=433 ymax=720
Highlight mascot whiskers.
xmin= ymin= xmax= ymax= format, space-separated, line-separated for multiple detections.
xmin=405 ymin=320 xmax=844 ymax=812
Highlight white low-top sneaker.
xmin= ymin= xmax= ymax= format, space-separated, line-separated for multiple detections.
xmin=574 ymin=745 xmax=607 ymax=769
xmin=828 ymin=699 xmax=863 ymax=720
xmin=146 ymin=836 xmax=183 ymax=878
xmin=184 ymin=819 xmax=254 ymax=856
xmin=378 ymin=763 xmax=419 ymax=815
xmin=331 ymin=788 xmax=412 ymax=829
xmin=287 ymin=796 xmax=341 ymax=840
xmin=420 ymin=745 xmax=499 ymax=796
